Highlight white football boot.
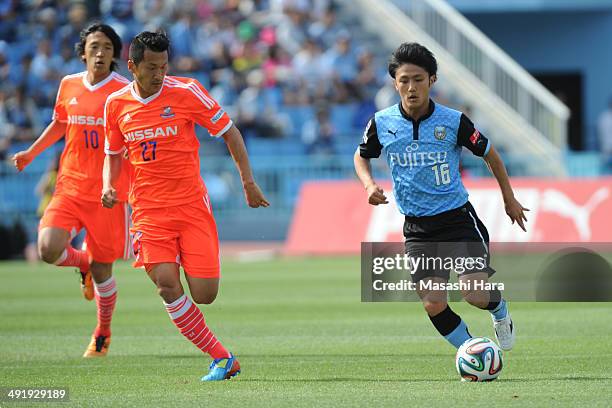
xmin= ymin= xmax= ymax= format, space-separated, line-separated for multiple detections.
xmin=493 ymin=314 xmax=515 ymax=351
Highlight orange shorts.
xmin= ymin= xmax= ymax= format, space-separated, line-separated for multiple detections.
xmin=39 ymin=194 xmax=130 ymax=263
xmin=131 ymin=196 xmax=220 ymax=278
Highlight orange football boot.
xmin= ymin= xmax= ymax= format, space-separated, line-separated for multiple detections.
xmin=78 ymin=269 xmax=94 ymax=301
xmin=83 ymin=335 xmax=111 ymax=358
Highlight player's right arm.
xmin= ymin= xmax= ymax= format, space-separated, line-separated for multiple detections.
xmin=13 ymin=77 xmax=70 ymax=171
xmin=12 ymin=119 xmax=66 ymax=172
xmin=101 ymin=154 xmax=122 ymax=208
xmin=101 ymin=97 xmax=125 ymax=209
xmin=354 ymin=117 xmax=388 ymax=205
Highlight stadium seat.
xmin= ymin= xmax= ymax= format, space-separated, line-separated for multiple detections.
xmin=330 ymin=103 xmax=358 ymax=136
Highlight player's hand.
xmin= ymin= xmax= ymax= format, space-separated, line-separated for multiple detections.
xmin=366 ymin=183 xmax=388 ymax=205
xmin=101 ymin=187 xmax=118 ymax=208
xmin=12 ymin=151 xmax=34 ymax=172
xmin=505 ymin=196 xmax=529 ymax=232
xmin=243 ymin=181 xmax=270 ymax=208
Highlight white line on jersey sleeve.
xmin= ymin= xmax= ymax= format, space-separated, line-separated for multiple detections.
xmin=211 ymin=120 xmax=233 ymax=138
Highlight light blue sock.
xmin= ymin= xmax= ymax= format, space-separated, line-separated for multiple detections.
xmin=444 ymin=320 xmax=472 ymax=349
xmin=491 ymin=299 xmax=508 ymax=321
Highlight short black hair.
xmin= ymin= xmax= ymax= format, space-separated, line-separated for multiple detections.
xmin=75 ymin=22 xmax=122 ymax=72
xmin=388 ymin=42 xmax=437 ymax=78
xmin=129 ymin=31 xmax=170 ymax=65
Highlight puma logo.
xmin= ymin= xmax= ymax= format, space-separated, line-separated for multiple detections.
xmin=388 ymin=129 xmax=398 ymax=136
xmin=541 ymin=187 xmax=610 ymax=240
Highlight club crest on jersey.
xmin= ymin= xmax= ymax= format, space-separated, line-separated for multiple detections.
xmin=434 ymin=126 xmax=446 ymax=140
xmin=161 ymin=106 xmax=175 ymax=118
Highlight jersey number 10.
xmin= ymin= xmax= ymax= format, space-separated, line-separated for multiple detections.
xmin=83 ymin=130 xmax=99 ymax=149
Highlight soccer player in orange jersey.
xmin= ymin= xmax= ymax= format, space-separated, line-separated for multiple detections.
xmin=12 ymin=23 xmax=131 ymax=358
xmin=102 ymin=31 xmax=269 ymax=381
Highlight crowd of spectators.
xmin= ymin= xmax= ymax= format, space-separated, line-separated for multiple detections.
xmin=0 ymin=0 xmax=394 ymax=159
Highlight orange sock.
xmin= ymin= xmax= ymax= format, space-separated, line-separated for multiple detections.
xmin=93 ymin=277 xmax=117 ymax=337
xmin=55 ymin=246 xmax=89 ymax=271
xmin=165 ymin=294 xmax=231 ymax=360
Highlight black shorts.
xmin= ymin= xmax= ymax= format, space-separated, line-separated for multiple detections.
xmin=403 ymin=201 xmax=496 ymax=282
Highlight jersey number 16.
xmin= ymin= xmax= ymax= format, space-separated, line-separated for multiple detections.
xmin=432 ymin=163 xmax=450 ymax=185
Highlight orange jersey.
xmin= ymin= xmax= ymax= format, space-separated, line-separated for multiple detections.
xmin=54 ymin=71 xmax=131 ymax=202
xmin=104 ymin=76 xmax=232 ymax=209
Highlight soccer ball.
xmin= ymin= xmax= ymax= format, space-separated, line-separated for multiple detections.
xmin=455 ymin=337 xmax=503 ymax=382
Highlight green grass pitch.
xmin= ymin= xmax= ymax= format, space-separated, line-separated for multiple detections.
xmin=1 ymin=257 xmax=611 ymax=407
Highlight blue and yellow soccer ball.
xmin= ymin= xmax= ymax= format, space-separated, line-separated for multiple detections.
xmin=455 ymin=337 xmax=503 ymax=382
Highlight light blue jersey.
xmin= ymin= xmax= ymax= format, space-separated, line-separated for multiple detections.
xmin=359 ymin=100 xmax=490 ymax=217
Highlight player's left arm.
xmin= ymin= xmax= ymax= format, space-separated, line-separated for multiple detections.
xmin=187 ymin=79 xmax=269 ymax=208
xmin=483 ymin=145 xmax=529 ymax=231
xmin=457 ymin=113 xmax=529 ymax=231
xmin=222 ymin=124 xmax=270 ymax=208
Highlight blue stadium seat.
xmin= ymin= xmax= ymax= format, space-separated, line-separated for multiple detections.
xmin=279 ymin=106 xmax=315 ymax=138
xmin=330 ymin=103 xmax=358 ymax=136
xmin=333 ymin=140 xmax=359 ymax=156
xmin=246 ymin=138 xmax=306 ymax=156
xmin=566 ymin=152 xmax=603 ymax=177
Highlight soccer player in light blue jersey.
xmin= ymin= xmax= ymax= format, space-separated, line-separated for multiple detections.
xmin=354 ymin=42 xmax=528 ymax=351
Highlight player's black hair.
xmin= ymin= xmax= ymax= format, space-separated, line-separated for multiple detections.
xmin=388 ymin=42 xmax=437 ymax=78
xmin=129 ymin=31 xmax=170 ymax=65
xmin=75 ymin=22 xmax=122 ymax=72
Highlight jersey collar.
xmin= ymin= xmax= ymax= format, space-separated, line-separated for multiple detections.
xmin=82 ymin=72 xmax=115 ymax=91
xmin=398 ymin=99 xmax=435 ymax=123
xmin=130 ymin=80 xmax=164 ymax=105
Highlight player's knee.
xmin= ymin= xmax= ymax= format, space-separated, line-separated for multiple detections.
xmin=90 ymin=262 xmax=113 ymax=283
xmin=191 ymin=292 xmax=217 ymax=305
xmin=38 ymin=241 xmax=63 ymax=264
xmin=461 ymin=289 xmax=474 ymax=303
xmin=423 ymin=300 xmax=447 ymax=316
xmin=462 ymin=289 xmax=487 ymax=307
xmin=157 ymin=284 xmax=183 ymax=303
